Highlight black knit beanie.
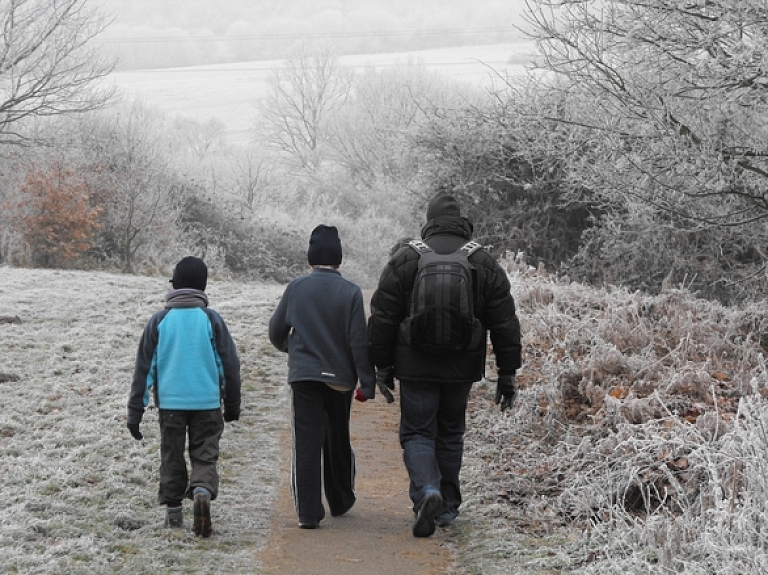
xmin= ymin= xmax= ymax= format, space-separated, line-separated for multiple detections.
xmin=170 ymin=256 xmax=208 ymax=291
xmin=426 ymin=192 xmax=461 ymax=221
xmin=307 ymin=225 xmax=342 ymax=266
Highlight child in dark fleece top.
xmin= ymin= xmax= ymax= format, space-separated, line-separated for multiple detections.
xmin=268 ymin=225 xmax=376 ymax=529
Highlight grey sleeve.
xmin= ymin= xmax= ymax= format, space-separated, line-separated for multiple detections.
xmin=350 ymin=288 xmax=376 ymax=398
xmin=210 ymin=311 xmax=241 ymax=411
xmin=127 ymin=313 xmax=162 ymax=424
xmin=268 ymin=288 xmax=291 ymax=353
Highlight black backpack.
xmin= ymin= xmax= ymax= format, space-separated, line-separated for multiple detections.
xmin=398 ymin=239 xmax=484 ymax=355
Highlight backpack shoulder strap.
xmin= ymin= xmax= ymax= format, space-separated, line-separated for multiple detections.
xmin=407 ymin=239 xmax=431 ymax=254
xmin=459 ymin=241 xmax=482 ymax=257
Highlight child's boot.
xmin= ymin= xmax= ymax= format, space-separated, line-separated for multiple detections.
xmin=192 ymin=488 xmax=212 ymax=537
xmin=165 ymin=505 xmax=183 ymax=528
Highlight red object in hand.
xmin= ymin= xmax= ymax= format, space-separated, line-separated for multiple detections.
xmin=354 ymin=389 xmax=368 ymax=402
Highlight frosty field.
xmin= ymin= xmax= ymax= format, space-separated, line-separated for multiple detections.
xmin=0 ymin=267 xmax=288 ymax=574
xmin=4 ymin=261 xmax=768 ymax=574
xmin=108 ymin=42 xmax=536 ymax=145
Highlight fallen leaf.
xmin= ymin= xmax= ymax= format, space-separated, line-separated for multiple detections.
xmin=608 ymin=387 xmax=626 ymax=399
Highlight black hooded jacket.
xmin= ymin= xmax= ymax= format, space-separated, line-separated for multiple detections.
xmin=368 ymin=215 xmax=522 ymax=383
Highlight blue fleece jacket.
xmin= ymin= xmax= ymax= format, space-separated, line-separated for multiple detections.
xmin=128 ymin=303 xmax=241 ymax=424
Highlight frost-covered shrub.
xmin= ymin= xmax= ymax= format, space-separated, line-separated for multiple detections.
xmin=459 ymin=254 xmax=768 ymax=574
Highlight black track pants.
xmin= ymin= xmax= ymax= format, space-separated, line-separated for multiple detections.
xmin=290 ymin=381 xmax=356 ymax=524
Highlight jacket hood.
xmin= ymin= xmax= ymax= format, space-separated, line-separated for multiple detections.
xmin=421 ymin=215 xmax=473 ymax=241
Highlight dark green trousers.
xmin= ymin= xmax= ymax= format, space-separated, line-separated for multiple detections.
xmin=158 ymin=409 xmax=224 ymax=506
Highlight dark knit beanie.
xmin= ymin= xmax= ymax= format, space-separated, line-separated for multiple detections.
xmin=426 ymin=192 xmax=461 ymax=221
xmin=170 ymin=256 xmax=208 ymax=291
xmin=307 ymin=224 xmax=342 ymax=266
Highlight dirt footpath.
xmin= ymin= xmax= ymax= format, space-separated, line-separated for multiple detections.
xmin=256 ymin=396 xmax=460 ymax=575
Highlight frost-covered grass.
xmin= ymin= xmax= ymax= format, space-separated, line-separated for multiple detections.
xmin=6 ymin=262 xmax=768 ymax=574
xmin=0 ymin=267 xmax=288 ymax=574
xmin=457 ymin=255 xmax=768 ymax=574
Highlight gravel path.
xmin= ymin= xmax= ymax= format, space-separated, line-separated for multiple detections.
xmin=257 ymin=397 xmax=461 ymax=575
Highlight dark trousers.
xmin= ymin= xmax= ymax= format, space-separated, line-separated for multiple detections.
xmin=399 ymin=380 xmax=472 ymax=518
xmin=290 ymin=381 xmax=356 ymax=523
xmin=158 ymin=409 xmax=224 ymax=506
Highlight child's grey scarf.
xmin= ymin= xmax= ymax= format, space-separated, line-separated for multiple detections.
xmin=165 ymin=288 xmax=209 ymax=309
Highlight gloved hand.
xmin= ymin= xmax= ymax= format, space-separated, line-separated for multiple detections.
xmin=376 ymin=367 xmax=395 ymax=404
xmin=127 ymin=422 xmax=143 ymax=440
xmin=495 ymin=374 xmax=518 ymax=412
xmin=223 ymin=407 xmax=240 ymax=422
xmin=354 ymin=388 xmax=368 ymax=402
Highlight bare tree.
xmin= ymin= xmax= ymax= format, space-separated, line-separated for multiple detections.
xmin=228 ymin=147 xmax=272 ymax=217
xmin=0 ymin=0 xmax=115 ymax=145
xmin=82 ymin=103 xmax=183 ymax=272
xmin=259 ymin=43 xmax=352 ymax=172
xmin=523 ymin=0 xmax=768 ymax=228
xmin=172 ymin=116 xmax=226 ymax=161
xmin=515 ymin=0 xmax=768 ymax=301
xmin=330 ymin=62 xmax=468 ymax=186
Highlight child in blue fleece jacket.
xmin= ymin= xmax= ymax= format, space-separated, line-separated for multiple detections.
xmin=269 ymin=225 xmax=376 ymax=529
xmin=127 ymin=256 xmax=241 ymax=537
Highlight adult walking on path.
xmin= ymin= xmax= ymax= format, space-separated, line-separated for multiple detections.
xmin=368 ymin=191 xmax=522 ymax=538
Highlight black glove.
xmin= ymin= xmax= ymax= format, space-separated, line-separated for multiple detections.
xmin=495 ymin=374 xmax=518 ymax=412
xmin=127 ymin=422 xmax=143 ymax=440
xmin=223 ymin=407 xmax=240 ymax=422
xmin=376 ymin=367 xmax=395 ymax=403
